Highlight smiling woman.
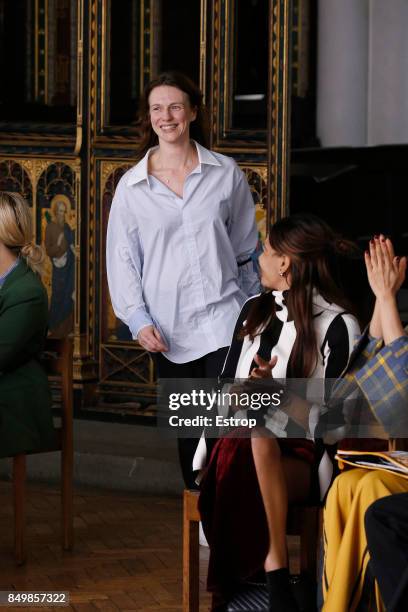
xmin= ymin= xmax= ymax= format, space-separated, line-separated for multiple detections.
xmin=106 ymin=71 xmax=260 ymax=489
xmin=147 ymin=86 xmax=198 ymax=195
xmin=137 ymin=71 xmax=209 ymax=159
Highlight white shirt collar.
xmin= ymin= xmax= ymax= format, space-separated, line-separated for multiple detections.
xmin=126 ymin=140 xmax=221 ymax=187
xmin=272 ymin=290 xmax=289 ymax=322
xmin=271 ymin=288 xmax=345 ymax=323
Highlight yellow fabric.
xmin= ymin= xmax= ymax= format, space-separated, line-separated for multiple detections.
xmin=322 ymin=469 xmax=408 ymax=612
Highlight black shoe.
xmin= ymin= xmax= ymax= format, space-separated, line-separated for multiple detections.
xmin=266 ymin=568 xmax=299 ymax=612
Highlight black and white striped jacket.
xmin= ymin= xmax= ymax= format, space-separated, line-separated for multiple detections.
xmin=193 ymin=290 xmax=360 ymax=497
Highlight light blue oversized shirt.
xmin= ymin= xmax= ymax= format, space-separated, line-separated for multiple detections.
xmin=106 ymin=141 xmax=260 ymax=363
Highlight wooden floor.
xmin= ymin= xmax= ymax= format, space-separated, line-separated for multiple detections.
xmin=0 ymin=481 xmax=212 ymax=611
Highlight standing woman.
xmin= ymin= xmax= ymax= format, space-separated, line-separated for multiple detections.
xmin=198 ymin=214 xmax=361 ymax=611
xmin=0 ymin=192 xmax=56 ymax=458
xmin=107 ymin=72 xmax=259 ymax=487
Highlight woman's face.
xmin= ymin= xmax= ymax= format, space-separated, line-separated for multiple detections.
xmin=149 ymin=85 xmax=197 ymax=145
xmin=258 ymin=237 xmax=291 ymax=290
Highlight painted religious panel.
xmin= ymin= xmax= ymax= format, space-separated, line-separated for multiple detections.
xmin=242 ymin=166 xmax=268 ymax=241
xmin=0 ymin=160 xmax=33 ymax=206
xmin=241 ymin=165 xmax=267 ymax=277
xmin=37 ymin=162 xmax=78 ymax=338
xmin=100 ymin=162 xmax=133 ymax=343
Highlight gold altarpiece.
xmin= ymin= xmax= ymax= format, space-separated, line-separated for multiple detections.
xmin=0 ymin=0 xmax=295 ymax=415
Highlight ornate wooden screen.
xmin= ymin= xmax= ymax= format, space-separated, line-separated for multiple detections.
xmin=0 ymin=0 xmax=293 ymax=415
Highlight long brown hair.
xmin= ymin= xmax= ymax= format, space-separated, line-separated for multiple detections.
xmin=136 ymin=71 xmax=210 ymax=159
xmin=243 ymin=214 xmax=360 ymax=377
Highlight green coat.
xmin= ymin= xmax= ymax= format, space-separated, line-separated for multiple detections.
xmin=0 ymin=260 xmax=56 ymax=457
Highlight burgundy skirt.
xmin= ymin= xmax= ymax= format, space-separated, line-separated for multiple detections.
xmin=198 ymin=432 xmax=316 ymax=602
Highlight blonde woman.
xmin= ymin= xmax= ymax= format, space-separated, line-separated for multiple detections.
xmin=0 ymin=191 xmax=55 ymax=457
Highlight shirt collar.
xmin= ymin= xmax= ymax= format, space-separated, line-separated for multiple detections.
xmin=126 ymin=148 xmax=152 ymax=187
xmin=271 ymin=288 xmax=345 ymax=323
xmin=194 ymin=141 xmax=221 ymax=167
xmin=272 ymin=290 xmax=290 ymax=322
xmin=126 ymin=140 xmax=221 ymax=187
xmin=0 ymin=258 xmax=20 ymax=288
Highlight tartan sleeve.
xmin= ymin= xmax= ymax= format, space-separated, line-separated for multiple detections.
xmin=316 ymin=329 xmax=384 ymax=442
xmin=355 ymin=335 xmax=408 ymax=438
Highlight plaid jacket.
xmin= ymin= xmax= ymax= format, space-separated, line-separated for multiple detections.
xmin=323 ymin=328 xmax=408 ymax=439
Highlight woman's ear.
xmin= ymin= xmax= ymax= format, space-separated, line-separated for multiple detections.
xmin=280 ymin=254 xmax=291 ymax=275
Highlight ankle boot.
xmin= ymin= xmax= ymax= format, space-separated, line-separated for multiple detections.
xmin=266 ymin=568 xmax=299 ymax=612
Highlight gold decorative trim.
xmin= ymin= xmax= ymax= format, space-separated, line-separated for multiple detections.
xmin=74 ymin=0 xmax=84 ymax=154
xmin=100 ymin=0 xmax=107 ymax=130
xmin=139 ymin=0 xmax=151 ymax=90
xmin=0 ymin=157 xmax=81 ymax=240
xmin=223 ymin=0 xmax=232 ymax=133
xmin=200 ymin=0 xmax=208 ymax=104
xmin=100 ymin=160 xmax=130 ymax=192
xmin=211 ymin=0 xmax=220 ymax=147
xmin=87 ymin=0 xmax=98 ymax=366
xmin=44 ymin=0 xmax=49 ymax=104
xmin=267 ymin=0 xmax=292 ymax=223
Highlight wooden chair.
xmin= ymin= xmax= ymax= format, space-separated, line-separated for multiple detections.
xmin=389 ymin=438 xmax=408 ymax=451
xmin=183 ymin=490 xmax=201 ymax=612
xmin=182 ymin=490 xmax=319 ymax=612
xmin=12 ymin=337 xmax=74 ymax=565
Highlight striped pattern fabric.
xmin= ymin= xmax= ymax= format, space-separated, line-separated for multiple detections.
xmin=227 ymin=585 xmax=269 ymax=611
xmin=193 ymin=290 xmax=360 ymax=499
xmin=226 ymin=576 xmax=313 ymax=611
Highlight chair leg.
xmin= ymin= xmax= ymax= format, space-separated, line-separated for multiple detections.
xmin=13 ymin=454 xmax=27 ymax=566
xmin=61 ymin=445 xmax=74 ymax=551
xmin=300 ymin=507 xmax=320 ymax=578
xmin=183 ymin=492 xmax=200 ymax=612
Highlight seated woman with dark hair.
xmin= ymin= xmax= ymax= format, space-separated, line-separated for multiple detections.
xmin=0 ymin=191 xmax=56 ymax=458
xmin=197 ymin=214 xmax=361 ymax=612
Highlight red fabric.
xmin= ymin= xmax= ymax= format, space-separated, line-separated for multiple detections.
xmin=338 ymin=438 xmax=388 ymax=452
xmin=198 ymin=432 xmax=315 ymax=600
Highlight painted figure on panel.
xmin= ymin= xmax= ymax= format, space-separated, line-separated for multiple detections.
xmin=44 ymin=194 xmax=75 ymax=337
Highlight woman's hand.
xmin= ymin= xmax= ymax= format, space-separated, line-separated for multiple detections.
xmin=249 ymin=354 xmax=278 ymax=379
xmin=365 ymin=236 xmax=406 ymax=300
xmin=137 ymin=325 xmax=168 ymax=352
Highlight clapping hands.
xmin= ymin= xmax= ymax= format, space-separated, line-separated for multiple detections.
xmin=365 ymin=235 xmax=406 ymax=344
xmin=365 ymin=235 xmax=406 ymax=300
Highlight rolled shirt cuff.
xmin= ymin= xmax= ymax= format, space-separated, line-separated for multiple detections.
xmin=128 ymin=307 xmax=154 ymax=339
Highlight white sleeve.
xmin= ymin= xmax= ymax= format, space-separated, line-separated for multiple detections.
xmin=106 ymin=181 xmax=153 ymax=338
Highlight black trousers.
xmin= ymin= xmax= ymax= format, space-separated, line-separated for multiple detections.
xmin=154 ymin=347 xmax=229 ymax=490
xmin=365 ymin=492 xmax=408 ymax=612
